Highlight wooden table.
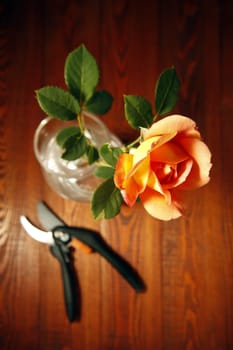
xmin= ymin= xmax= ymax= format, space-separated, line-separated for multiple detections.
xmin=1 ymin=1 xmax=233 ymax=349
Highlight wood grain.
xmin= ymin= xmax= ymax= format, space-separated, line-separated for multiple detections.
xmin=0 ymin=0 xmax=233 ymax=349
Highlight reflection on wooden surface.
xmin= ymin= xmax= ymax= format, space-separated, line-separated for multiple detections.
xmin=1 ymin=0 xmax=233 ymax=349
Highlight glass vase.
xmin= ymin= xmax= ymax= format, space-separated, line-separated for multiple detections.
xmin=34 ymin=112 xmax=121 ymax=202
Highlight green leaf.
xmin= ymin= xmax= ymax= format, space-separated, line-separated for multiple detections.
xmin=36 ymin=86 xmax=80 ymax=120
xmin=100 ymin=144 xmax=123 ymax=167
xmin=155 ymin=67 xmax=180 ymax=116
xmin=124 ymin=95 xmax=154 ymax=129
xmin=91 ymin=178 xmax=123 ymax=219
xmin=94 ymin=166 xmax=115 ymax=179
xmin=85 ymin=90 xmax=113 ymax=115
xmin=61 ymin=133 xmax=87 ymax=161
xmin=56 ymin=126 xmax=81 ymax=148
xmin=64 ymin=44 xmax=99 ymax=103
xmin=86 ymin=145 xmax=99 ymax=164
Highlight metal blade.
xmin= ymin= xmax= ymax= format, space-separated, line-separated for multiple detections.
xmin=37 ymin=201 xmax=65 ymax=231
xmin=20 ymin=216 xmax=54 ymax=245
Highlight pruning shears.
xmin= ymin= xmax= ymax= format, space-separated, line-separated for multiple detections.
xmin=20 ymin=201 xmax=145 ymax=321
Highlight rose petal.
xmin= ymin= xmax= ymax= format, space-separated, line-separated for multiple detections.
xmin=121 ymin=156 xmax=152 ymax=207
xmin=129 ymin=156 xmax=150 ymax=191
xmin=140 ymin=187 xmax=183 ymax=220
xmin=114 ymin=153 xmax=133 ymax=189
xmin=150 ymin=141 xmax=189 ymax=164
xmin=147 ymin=170 xmax=165 ymax=195
xmin=120 ymin=177 xmax=139 ymax=207
xmin=134 ymin=134 xmax=178 ymax=166
xmin=162 ymin=159 xmax=193 ymax=189
xmin=143 ymin=115 xmax=201 ymax=140
xmin=115 ymin=153 xmax=151 ymax=207
xmin=177 ymin=137 xmax=212 ymax=189
xmin=133 ymin=136 xmax=159 ymax=164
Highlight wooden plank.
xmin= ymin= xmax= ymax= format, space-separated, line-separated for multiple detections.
xmin=1 ymin=0 xmax=232 ymax=349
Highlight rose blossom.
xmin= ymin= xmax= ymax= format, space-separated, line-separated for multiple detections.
xmin=114 ymin=115 xmax=212 ymax=220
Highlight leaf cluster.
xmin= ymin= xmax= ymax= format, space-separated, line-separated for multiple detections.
xmin=35 ymin=44 xmax=113 ymax=162
xmin=124 ymin=67 xmax=180 ymax=130
xmin=91 ymin=144 xmax=123 ymax=219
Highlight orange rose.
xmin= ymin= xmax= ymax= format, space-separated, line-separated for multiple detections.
xmin=114 ymin=115 xmax=212 ymax=220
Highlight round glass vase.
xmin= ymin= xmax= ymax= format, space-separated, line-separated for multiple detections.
xmin=34 ymin=112 xmax=121 ymax=202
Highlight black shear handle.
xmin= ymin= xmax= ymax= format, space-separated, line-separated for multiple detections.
xmin=50 ymin=243 xmax=76 ymax=322
xmin=54 ymin=226 xmax=145 ymax=292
